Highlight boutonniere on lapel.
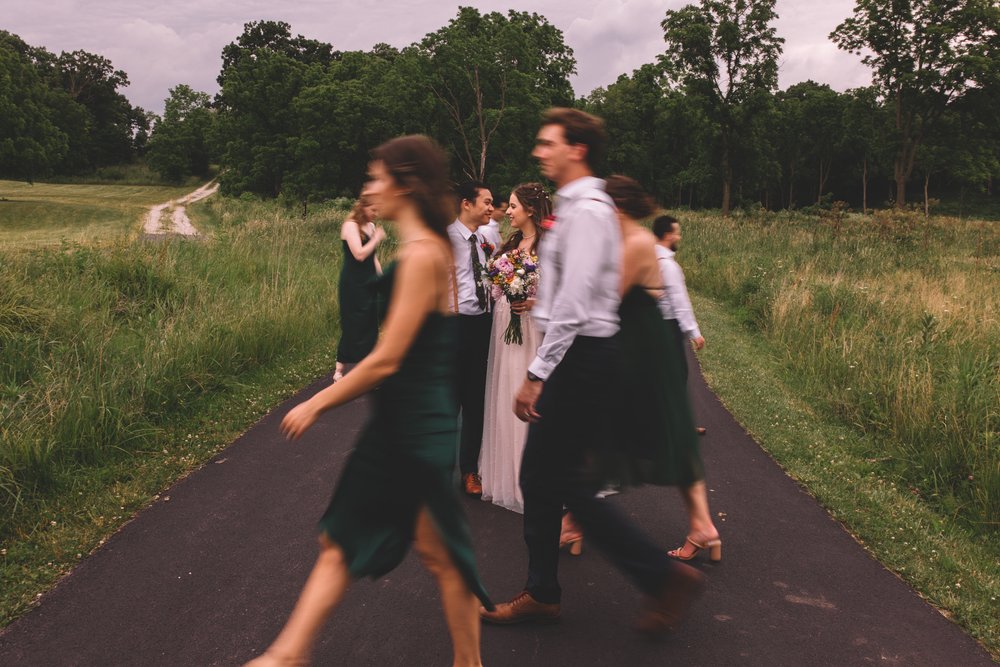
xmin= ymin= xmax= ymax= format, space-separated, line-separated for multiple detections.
xmin=480 ymin=240 xmax=496 ymax=257
xmin=541 ymin=214 xmax=556 ymax=231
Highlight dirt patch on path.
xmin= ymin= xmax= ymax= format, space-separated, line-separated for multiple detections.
xmin=143 ymin=181 xmax=219 ymax=237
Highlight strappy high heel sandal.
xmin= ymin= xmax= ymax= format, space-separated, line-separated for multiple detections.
xmin=668 ymin=536 xmax=722 ymax=563
xmin=560 ymin=513 xmax=584 ymax=556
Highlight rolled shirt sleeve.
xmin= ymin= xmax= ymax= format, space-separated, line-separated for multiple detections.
xmin=658 ymin=250 xmax=701 ymax=340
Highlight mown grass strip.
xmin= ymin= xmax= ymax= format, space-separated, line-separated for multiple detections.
xmin=0 ymin=180 xmax=194 ymax=246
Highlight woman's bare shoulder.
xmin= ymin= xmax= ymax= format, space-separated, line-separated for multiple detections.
xmin=397 ymin=236 xmax=450 ymax=266
xmin=623 ymin=227 xmax=657 ymax=255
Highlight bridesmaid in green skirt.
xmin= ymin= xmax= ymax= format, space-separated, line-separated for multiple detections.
xmin=333 ymin=196 xmax=384 ymax=383
xmin=247 ymin=136 xmax=491 ymax=667
xmin=604 ymin=175 xmax=722 ymax=563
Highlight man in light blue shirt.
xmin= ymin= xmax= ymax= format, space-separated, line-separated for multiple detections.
xmin=482 ymin=108 xmax=703 ymax=634
xmin=654 ymin=214 xmax=708 ymax=437
xmin=448 ymin=181 xmax=501 ymax=496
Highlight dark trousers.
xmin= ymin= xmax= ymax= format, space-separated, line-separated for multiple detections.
xmin=666 ymin=319 xmax=688 ymax=382
xmin=457 ymin=313 xmax=492 ymax=475
xmin=519 ymin=335 xmax=677 ymax=604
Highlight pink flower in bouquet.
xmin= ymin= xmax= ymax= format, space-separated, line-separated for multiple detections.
xmin=494 ymin=256 xmax=514 ymax=275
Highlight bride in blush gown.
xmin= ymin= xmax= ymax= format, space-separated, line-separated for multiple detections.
xmin=479 ymin=183 xmax=551 ymax=513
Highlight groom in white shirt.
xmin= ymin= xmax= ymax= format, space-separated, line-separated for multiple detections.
xmin=448 ymin=181 xmax=501 ymax=496
xmin=481 ymin=108 xmax=703 ymax=634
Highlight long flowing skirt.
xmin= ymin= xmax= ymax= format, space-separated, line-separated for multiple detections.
xmin=479 ymin=298 xmax=541 ymax=513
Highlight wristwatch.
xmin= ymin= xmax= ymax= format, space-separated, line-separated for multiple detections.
xmin=526 ymin=371 xmax=543 ymax=383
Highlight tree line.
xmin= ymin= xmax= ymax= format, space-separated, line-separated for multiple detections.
xmin=2 ymin=1 xmax=998 ymax=214
xmin=0 ymin=31 xmax=151 ymax=182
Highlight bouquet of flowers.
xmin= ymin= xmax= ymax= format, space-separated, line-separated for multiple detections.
xmin=484 ymin=248 xmax=540 ymax=345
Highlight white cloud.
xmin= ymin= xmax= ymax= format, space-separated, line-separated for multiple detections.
xmin=564 ymin=0 xmax=674 ymax=93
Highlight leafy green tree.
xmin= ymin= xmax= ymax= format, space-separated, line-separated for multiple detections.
xmin=283 ymin=46 xmax=436 ymax=210
xmin=147 ymin=85 xmax=215 ymax=182
xmin=585 ymin=65 xmax=716 ymax=207
xmin=47 ymin=49 xmax=142 ymax=169
xmin=661 ymin=0 xmax=784 ymax=216
xmin=774 ymin=81 xmax=845 ymax=207
xmin=416 ymin=7 xmax=575 ymax=182
xmin=215 ymin=21 xmax=332 ymax=197
xmin=840 ymin=86 xmax=888 ymax=213
xmin=916 ymin=93 xmax=1000 ymax=216
xmin=831 ymin=0 xmax=1000 ymax=208
xmin=0 ymin=31 xmax=145 ymax=179
xmin=219 ymin=20 xmax=336 ymax=79
xmin=585 ymin=65 xmax=669 ymax=189
xmin=0 ymin=33 xmax=68 ymax=182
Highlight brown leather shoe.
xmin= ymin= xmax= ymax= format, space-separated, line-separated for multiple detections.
xmin=463 ymin=472 xmax=483 ymax=496
xmin=635 ymin=563 xmax=705 ymax=637
xmin=480 ymin=591 xmax=560 ymax=625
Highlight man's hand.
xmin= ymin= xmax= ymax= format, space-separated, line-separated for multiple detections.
xmin=513 ymin=378 xmax=543 ymax=423
xmin=691 ymin=336 xmax=705 ymax=351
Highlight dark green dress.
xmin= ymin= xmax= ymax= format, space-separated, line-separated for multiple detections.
xmin=319 ymin=262 xmax=492 ymax=608
xmin=616 ymin=286 xmax=704 ymax=487
xmin=337 ymin=235 xmax=380 ymax=364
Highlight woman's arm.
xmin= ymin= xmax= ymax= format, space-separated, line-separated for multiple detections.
xmin=341 ymin=220 xmax=384 ymax=262
xmin=281 ymin=244 xmax=438 ymax=439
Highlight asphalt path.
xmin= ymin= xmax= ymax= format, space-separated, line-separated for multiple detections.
xmin=1 ymin=352 xmax=994 ymax=666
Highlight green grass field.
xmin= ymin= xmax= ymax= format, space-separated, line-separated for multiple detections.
xmin=0 ymin=181 xmax=193 ymax=246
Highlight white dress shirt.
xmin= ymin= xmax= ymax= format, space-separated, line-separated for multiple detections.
xmin=448 ymin=220 xmax=501 ymax=316
xmin=482 ymin=219 xmax=501 ymax=235
xmin=528 ymin=176 xmax=621 ymax=380
xmin=655 ymin=244 xmax=702 ymax=340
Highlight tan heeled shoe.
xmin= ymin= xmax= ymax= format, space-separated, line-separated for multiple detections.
xmin=668 ymin=536 xmax=722 ymax=563
xmin=560 ymin=535 xmax=583 ymax=556
xmin=244 ymin=652 xmax=308 ymax=667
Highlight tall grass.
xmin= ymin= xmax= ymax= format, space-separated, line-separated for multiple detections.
xmin=678 ymin=208 xmax=999 ymax=534
xmin=0 ymin=196 xmax=351 ymax=540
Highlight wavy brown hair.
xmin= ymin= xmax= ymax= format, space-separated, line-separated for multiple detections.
xmin=370 ymin=135 xmax=455 ymax=244
xmin=604 ymin=174 xmax=657 ymax=220
xmin=346 ymin=195 xmax=373 ymax=227
xmin=499 ymin=182 xmax=551 ymax=254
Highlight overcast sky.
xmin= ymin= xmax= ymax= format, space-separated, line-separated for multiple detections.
xmin=3 ymin=0 xmax=870 ymax=115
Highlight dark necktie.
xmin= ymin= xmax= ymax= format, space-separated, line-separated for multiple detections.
xmin=469 ymin=234 xmax=487 ymax=311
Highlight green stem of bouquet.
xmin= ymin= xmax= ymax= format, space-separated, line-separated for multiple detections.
xmin=504 ymin=313 xmax=523 ymax=345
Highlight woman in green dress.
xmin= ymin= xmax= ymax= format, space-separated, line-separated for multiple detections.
xmin=332 ymin=196 xmax=384 ymax=383
xmin=604 ymin=175 xmax=721 ymax=562
xmin=247 ymin=136 xmax=491 ymax=667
